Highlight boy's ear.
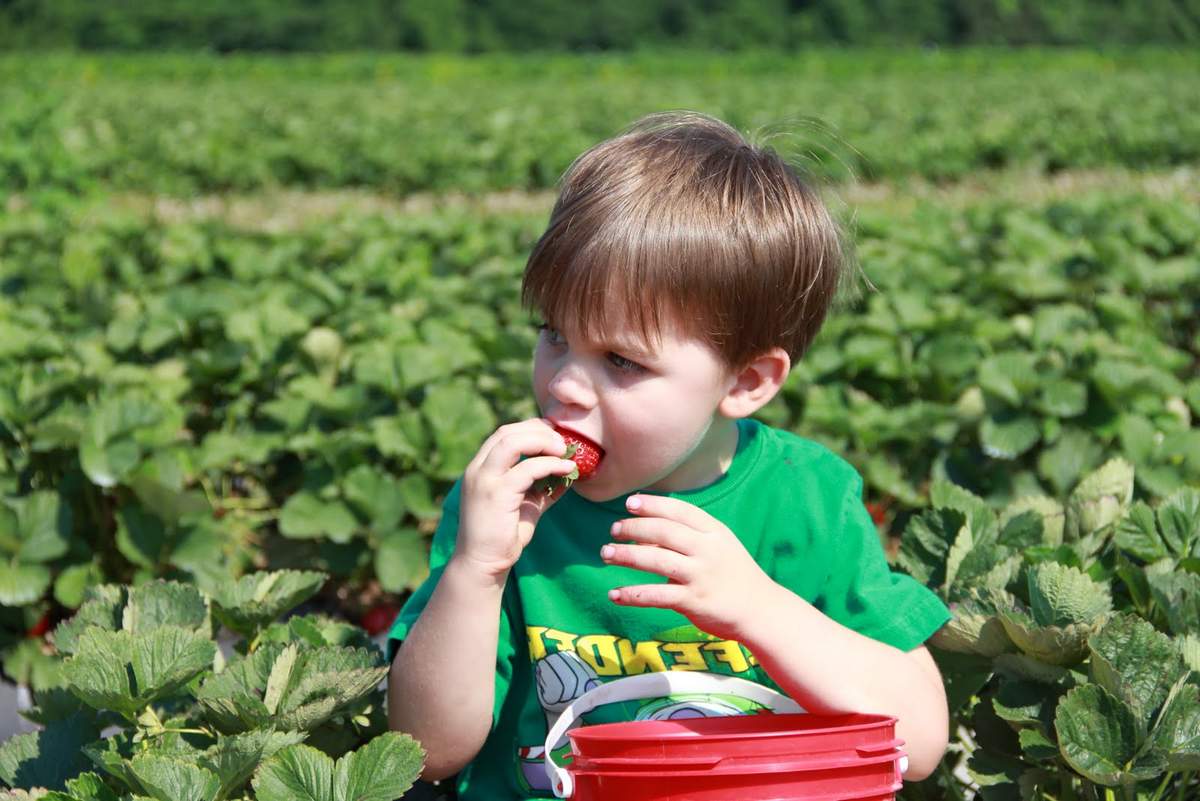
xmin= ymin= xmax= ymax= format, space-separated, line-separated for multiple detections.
xmin=718 ymin=347 xmax=790 ymax=419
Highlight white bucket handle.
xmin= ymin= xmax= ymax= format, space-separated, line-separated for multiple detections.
xmin=545 ymin=671 xmax=805 ymax=798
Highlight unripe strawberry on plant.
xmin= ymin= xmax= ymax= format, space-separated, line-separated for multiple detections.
xmin=534 ymin=425 xmax=604 ymax=495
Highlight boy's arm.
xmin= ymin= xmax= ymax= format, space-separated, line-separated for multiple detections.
xmin=387 ymin=555 xmax=508 ymax=781
xmin=736 ymin=586 xmax=949 ymax=781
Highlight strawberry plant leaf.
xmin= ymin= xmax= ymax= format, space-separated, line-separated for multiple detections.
xmin=12 ymin=491 xmax=72 ymax=564
xmin=374 ymin=528 xmax=430 ymax=594
xmin=0 ymin=714 xmax=98 ymax=791
xmin=129 ymin=753 xmax=220 ymax=801
xmin=122 ymin=580 xmax=209 ymax=635
xmin=1088 ymin=614 xmax=1182 ymax=735
xmin=980 ymin=411 xmax=1040 ymax=460
xmin=1027 ymin=562 xmax=1112 ymax=628
xmin=197 ymin=730 xmax=307 ymax=801
xmin=279 ymin=492 xmax=360 ymax=543
xmin=0 ymin=562 xmax=51 ymax=606
xmin=1114 ymin=502 xmax=1167 ymax=562
xmin=1149 ymin=680 xmax=1200 ymax=771
xmin=63 ymin=771 xmax=120 ymax=801
xmin=51 ymin=587 xmax=125 ymax=656
xmin=62 ymin=627 xmax=216 ymax=720
xmin=207 ymin=570 xmax=326 ymax=639
xmin=1055 ymin=683 xmax=1140 ymax=786
xmin=251 ymin=743 xmax=335 ymax=801
xmin=1158 ymin=487 xmax=1200 ymax=558
xmin=1066 ymin=458 xmax=1134 ymax=539
xmin=333 ymin=731 xmax=424 ymax=801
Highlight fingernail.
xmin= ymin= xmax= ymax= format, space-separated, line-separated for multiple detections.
xmin=608 ymin=589 xmax=621 ymax=602
xmin=610 ymin=521 xmax=622 ymax=536
xmin=626 ymin=496 xmax=642 ymax=511
xmin=600 ymin=545 xmax=615 ymax=559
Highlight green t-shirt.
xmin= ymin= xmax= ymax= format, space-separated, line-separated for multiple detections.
xmin=387 ymin=417 xmax=950 ymax=800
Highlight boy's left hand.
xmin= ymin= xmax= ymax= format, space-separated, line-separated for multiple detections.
xmin=601 ymin=494 xmax=777 ymax=642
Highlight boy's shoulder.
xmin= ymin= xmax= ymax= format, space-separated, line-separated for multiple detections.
xmin=747 ymin=419 xmax=863 ymax=491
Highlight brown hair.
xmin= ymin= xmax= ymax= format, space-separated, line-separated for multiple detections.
xmin=521 ymin=110 xmax=851 ymax=375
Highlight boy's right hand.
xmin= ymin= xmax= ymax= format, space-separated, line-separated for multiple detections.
xmin=453 ymin=419 xmax=579 ymax=579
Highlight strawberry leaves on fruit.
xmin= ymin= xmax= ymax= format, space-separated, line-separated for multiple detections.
xmin=533 ymin=428 xmax=603 ymax=496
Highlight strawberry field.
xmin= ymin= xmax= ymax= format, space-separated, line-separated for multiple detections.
xmin=2 ymin=49 xmax=1199 ymax=801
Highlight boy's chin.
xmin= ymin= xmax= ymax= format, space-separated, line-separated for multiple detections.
xmin=569 ymin=479 xmax=626 ymax=504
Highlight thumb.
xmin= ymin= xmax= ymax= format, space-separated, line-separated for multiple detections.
xmin=516 ymin=484 xmax=569 ymax=546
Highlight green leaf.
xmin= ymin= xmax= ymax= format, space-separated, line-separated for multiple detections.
xmin=198 ymin=731 xmax=307 ymax=801
xmin=980 ymin=411 xmax=1040 ymax=460
xmin=79 ymin=395 xmax=166 ymax=488
xmin=251 ymin=744 xmax=335 ymax=801
xmin=64 ymin=771 xmax=120 ymax=801
xmin=1000 ymin=496 xmax=1065 ymax=548
xmin=1114 ymin=502 xmax=1167 ymax=562
xmin=374 ymin=528 xmax=429 ymax=594
xmin=0 ymin=715 xmax=99 ymax=791
xmin=933 ymin=590 xmax=1017 ymax=657
xmin=396 ymin=474 xmax=439 ymax=521
xmin=1066 ymin=458 xmax=1134 ymax=540
xmin=930 ymin=481 xmax=997 ymax=541
xmin=1037 ymin=379 xmax=1088 ymax=418
xmin=122 ymin=580 xmax=209 ymax=635
xmin=51 ymin=587 xmax=125 ymax=655
xmin=978 ymin=352 xmax=1039 ymax=406
xmin=334 ymin=732 xmax=424 ymax=801
xmin=208 ymin=570 xmax=326 ymax=639
xmin=1019 ymin=728 xmax=1059 ymax=762
xmin=1149 ymin=680 xmax=1200 ymax=771
xmin=279 ymin=492 xmax=360 ymax=543
xmin=1088 ymin=614 xmax=1183 ymax=734
xmin=1055 ymin=683 xmax=1140 ymax=786
xmin=0 ymin=561 xmax=51 ymax=605
xmin=115 ymin=505 xmax=170 ymax=570
xmin=897 ymin=508 xmax=966 ymax=587
xmin=129 ymin=753 xmax=221 ymax=801
xmin=993 ymin=679 xmax=1050 ymax=727
xmin=422 ymin=378 xmax=496 ymax=480
xmin=997 ymin=510 xmax=1045 ymax=550
xmin=264 ymin=645 xmax=299 ymax=716
xmin=1037 ymin=429 xmax=1104 ymax=498
xmin=1158 ymin=487 xmax=1200 ymax=558
xmin=1147 ymin=569 xmax=1200 ymax=636
xmin=342 ymin=466 xmax=405 ymax=532
xmin=999 ymin=609 xmax=1095 ymax=666
xmin=274 ymin=648 xmax=388 ymax=732
xmin=13 ymin=492 xmax=72 ymax=564
xmin=54 ymin=562 xmax=105 ymax=609
xmin=62 ymin=627 xmax=216 ymax=719
xmin=1027 ymin=562 xmax=1112 ymax=628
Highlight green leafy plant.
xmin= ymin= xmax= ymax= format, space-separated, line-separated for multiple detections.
xmin=899 ymin=459 xmax=1200 ymax=801
xmin=0 ymin=570 xmax=424 ymax=800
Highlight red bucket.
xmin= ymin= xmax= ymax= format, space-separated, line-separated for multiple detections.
xmin=543 ymin=673 xmax=907 ymax=801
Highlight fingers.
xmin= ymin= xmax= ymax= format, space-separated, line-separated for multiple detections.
xmin=468 ymin=420 xmax=566 ymax=477
xmin=508 ymin=455 xmax=578 ymax=495
xmin=609 ymin=518 xmax=699 ymax=556
xmin=601 ymin=541 xmax=693 ymax=583
xmin=608 ymin=583 xmax=687 ymax=609
xmin=623 ymin=494 xmax=724 ymax=534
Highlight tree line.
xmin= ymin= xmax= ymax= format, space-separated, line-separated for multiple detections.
xmin=0 ymin=0 xmax=1196 ymax=50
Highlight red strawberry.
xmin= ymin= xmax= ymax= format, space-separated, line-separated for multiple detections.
xmin=534 ymin=425 xmax=605 ymax=495
xmin=360 ymin=602 xmax=399 ymax=636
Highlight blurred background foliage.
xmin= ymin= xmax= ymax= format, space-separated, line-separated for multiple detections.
xmin=0 ymin=0 xmax=1198 ymax=51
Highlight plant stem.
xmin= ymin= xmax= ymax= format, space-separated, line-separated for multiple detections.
xmin=1176 ymin=772 xmax=1192 ymax=801
xmin=1148 ymin=772 xmax=1172 ymax=801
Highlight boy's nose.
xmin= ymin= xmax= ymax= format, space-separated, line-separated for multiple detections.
xmin=547 ymin=361 xmax=597 ymax=409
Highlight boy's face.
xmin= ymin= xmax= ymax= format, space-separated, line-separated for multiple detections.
xmin=532 ymin=307 xmax=740 ymax=503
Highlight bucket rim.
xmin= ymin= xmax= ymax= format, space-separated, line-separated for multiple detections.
xmin=566 ymin=738 xmax=906 ymax=771
xmin=567 ymin=748 xmax=906 ymax=778
xmin=568 ymin=711 xmax=897 ymax=743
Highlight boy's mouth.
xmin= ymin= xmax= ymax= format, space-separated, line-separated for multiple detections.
xmin=548 ymin=423 xmax=605 ymax=482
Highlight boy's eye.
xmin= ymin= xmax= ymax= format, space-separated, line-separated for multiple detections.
xmin=536 ymin=323 xmax=564 ymax=345
xmin=607 ymin=353 xmax=644 ymax=373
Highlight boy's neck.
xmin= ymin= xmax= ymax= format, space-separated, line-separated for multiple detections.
xmin=648 ymin=417 xmax=740 ymax=494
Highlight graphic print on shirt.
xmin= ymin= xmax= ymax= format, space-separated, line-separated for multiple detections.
xmin=515 ymin=624 xmax=771 ymax=794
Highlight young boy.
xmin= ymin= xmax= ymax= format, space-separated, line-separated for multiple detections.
xmin=387 ymin=111 xmax=951 ymax=799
